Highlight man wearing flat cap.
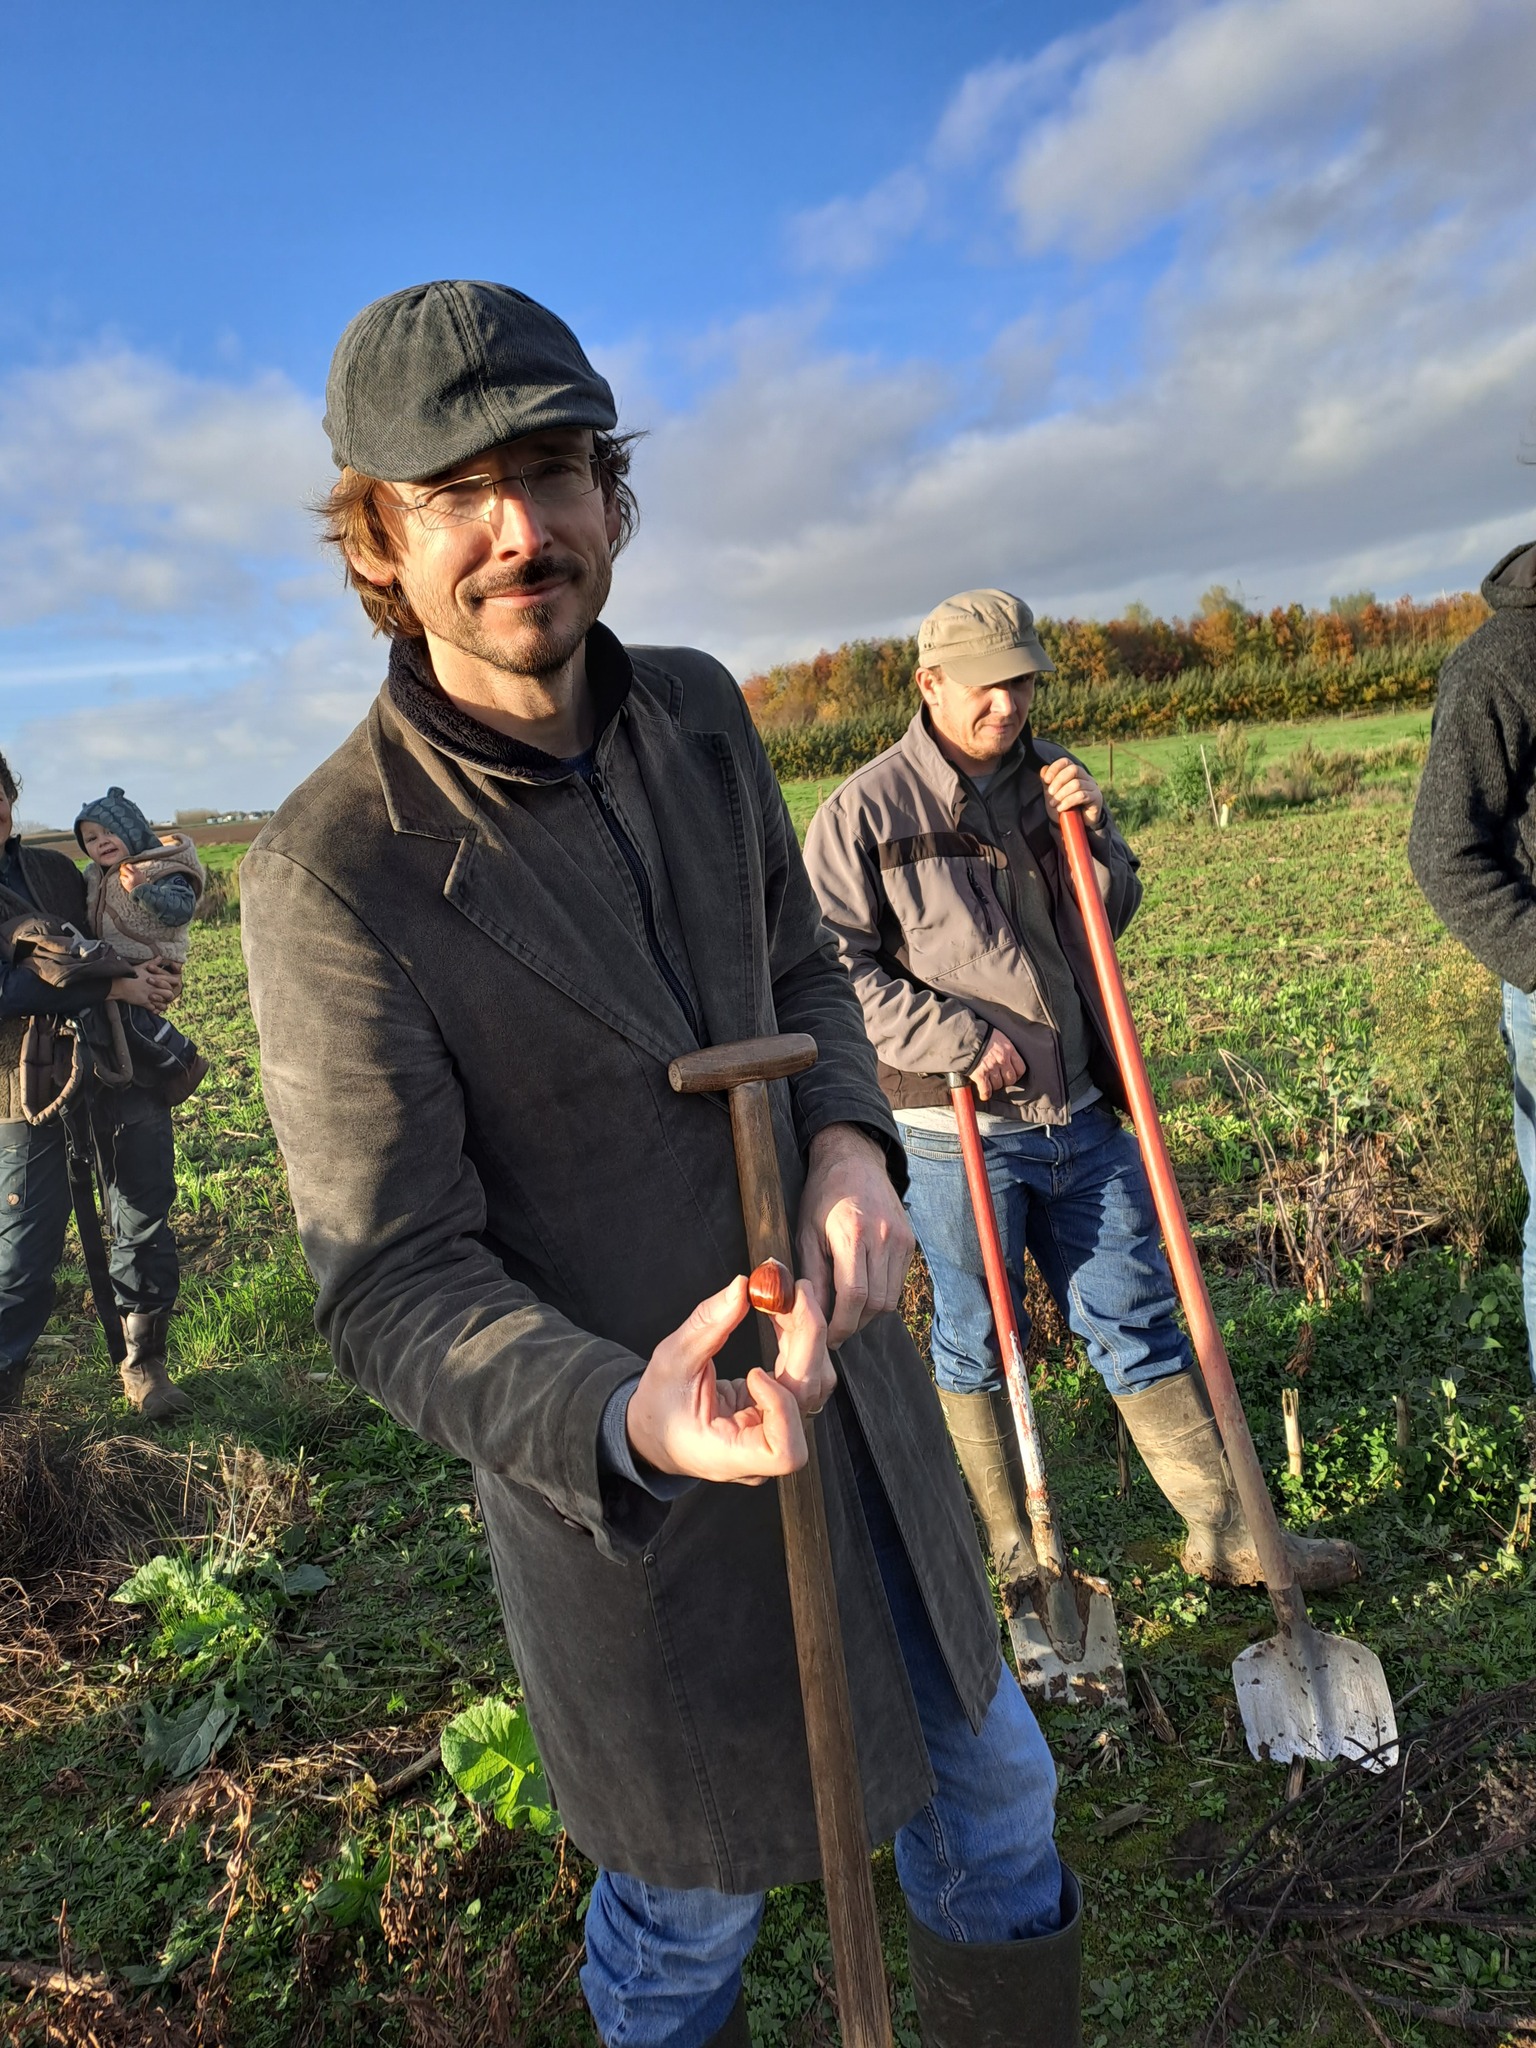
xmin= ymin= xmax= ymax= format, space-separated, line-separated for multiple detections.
xmin=241 ymin=284 xmax=1080 ymax=2046
xmin=804 ymin=593 xmax=1361 ymax=1618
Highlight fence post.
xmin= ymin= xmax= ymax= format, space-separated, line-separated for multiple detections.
xmin=1282 ymin=1386 xmax=1303 ymax=1479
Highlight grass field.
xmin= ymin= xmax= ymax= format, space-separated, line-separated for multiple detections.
xmin=780 ymin=702 xmax=1435 ymax=840
xmin=2 ymin=770 xmax=1534 ymax=2046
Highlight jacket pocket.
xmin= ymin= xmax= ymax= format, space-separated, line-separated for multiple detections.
xmin=881 ymin=845 xmax=1011 ymax=983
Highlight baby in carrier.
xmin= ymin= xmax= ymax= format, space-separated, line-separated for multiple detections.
xmin=74 ymin=787 xmax=209 ymax=1102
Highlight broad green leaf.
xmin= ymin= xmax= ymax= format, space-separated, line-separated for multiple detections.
xmin=139 ymin=1683 xmax=239 ymax=1779
xmin=439 ymin=1697 xmax=555 ymax=1832
xmin=278 ymin=1562 xmax=333 ymax=1597
xmin=310 ymin=1837 xmax=389 ymax=1928
xmin=113 ymin=1553 xmax=194 ymax=1609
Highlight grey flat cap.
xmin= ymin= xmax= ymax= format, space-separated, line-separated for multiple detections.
xmin=324 ymin=280 xmax=618 ymax=481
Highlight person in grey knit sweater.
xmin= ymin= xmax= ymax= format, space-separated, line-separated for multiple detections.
xmin=1408 ymin=539 xmax=1536 ymax=1381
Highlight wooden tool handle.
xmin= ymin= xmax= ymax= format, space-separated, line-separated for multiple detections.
xmin=721 ymin=1077 xmax=892 ymax=2048
xmin=1058 ymin=806 xmax=1307 ymax=1634
xmin=669 ymin=1033 xmax=819 ymax=1094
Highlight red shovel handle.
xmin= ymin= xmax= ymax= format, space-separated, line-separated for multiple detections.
xmin=1057 ymin=805 xmax=1306 ymax=1633
xmin=947 ymin=1074 xmax=1071 ymax=1584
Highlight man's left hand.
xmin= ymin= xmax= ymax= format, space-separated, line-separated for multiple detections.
xmin=795 ymin=1122 xmax=915 ymax=1349
xmin=1040 ymin=757 xmax=1104 ymax=827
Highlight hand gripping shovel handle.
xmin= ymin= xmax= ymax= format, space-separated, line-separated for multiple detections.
xmin=945 ymin=1076 xmax=1072 ymax=1589
xmin=669 ymin=1036 xmax=892 ymax=2048
xmin=1057 ymin=807 xmax=1308 ymax=1637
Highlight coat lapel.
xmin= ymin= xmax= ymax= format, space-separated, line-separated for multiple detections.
xmin=373 ymin=692 xmax=704 ymax=1069
xmin=444 ymin=795 xmax=700 ymax=1069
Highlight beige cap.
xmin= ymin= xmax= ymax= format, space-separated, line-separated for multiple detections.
xmin=917 ymin=588 xmax=1054 ymax=688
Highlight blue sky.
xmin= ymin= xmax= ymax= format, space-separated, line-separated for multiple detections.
xmin=1 ymin=0 xmax=1533 ymax=824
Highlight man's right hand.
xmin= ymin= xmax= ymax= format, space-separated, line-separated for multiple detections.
xmin=970 ymin=1027 xmax=1026 ymax=1102
xmin=625 ymin=1274 xmax=836 ymax=1485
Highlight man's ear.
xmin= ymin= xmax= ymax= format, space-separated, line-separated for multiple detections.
xmin=603 ymin=490 xmax=623 ymax=551
xmin=346 ymin=546 xmax=397 ymax=592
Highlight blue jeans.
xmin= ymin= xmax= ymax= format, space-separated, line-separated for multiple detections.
xmin=900 ymin=1102 xmax=1189 ymax=1400
xmin=0 ymin=1088 xmax=180 ymax=1391
xmin=580 ymin=1409 xmax=1064 ymax=2048
xmin=1501 ymin=984 xmax=1536 ymax=1386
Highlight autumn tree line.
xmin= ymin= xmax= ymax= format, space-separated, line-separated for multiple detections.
xmin=744 ymin=586 xmax=1489 ymax=780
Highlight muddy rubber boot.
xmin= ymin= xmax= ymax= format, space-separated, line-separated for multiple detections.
xmin=937 ymin=1387 xmax=1037 ymax=1618
xmin=1113 ymin=1371 xmax=1360 ymax=1591
xmin=119 ymin=1309 xmax=192 ymax=1422
xmin=907 ymin=1867 xmax=1082 ymax=2047
xmin=702 ymin=1991 xmax=749 ymax=2047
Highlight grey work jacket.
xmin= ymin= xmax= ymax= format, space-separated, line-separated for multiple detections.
xmin=803 ymin=711 xmax=1142 ymax=1120
xmin=240 ymin=636 xmax=1000 ymax=1892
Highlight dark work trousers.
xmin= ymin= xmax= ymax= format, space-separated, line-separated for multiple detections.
xmin=0 ymin=1085 xmax=179 ymax=1398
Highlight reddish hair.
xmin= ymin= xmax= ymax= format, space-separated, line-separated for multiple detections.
xmin=316 ymin=431 xmax=643 ymax=639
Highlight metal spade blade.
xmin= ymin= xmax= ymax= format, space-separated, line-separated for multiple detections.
xmin=1009 ymin=1573 xmax=1128 ymax=1710
xmin=1233 ymin=1623 xmax=1398 ymax=1771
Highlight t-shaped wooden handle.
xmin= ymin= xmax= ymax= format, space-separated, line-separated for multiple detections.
xmin=670 ymin=1033 xmax=892 ymax=2048
xmin=668 ymin=1032 xmax=818 ymax=1095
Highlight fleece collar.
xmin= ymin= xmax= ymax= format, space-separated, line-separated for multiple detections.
xmin=385 ymin=621 xmax=635 ymax=780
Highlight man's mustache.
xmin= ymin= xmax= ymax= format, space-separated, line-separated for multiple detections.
xmin=463 ymin=555 xmax=584 ymax=605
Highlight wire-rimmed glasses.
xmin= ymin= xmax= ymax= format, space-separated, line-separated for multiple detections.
xmin=406 ymin=453 xmax=601 ymax=529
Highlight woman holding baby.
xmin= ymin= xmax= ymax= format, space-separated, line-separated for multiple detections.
xmin=0 ymin=763 xmax=207 ymax=1420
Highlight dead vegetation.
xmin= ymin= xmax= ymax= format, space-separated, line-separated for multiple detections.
xmin=281 ymin=1819 xmax=589 ymax=2048
xmin=0 ymin=1419 xmax=219 ymax=1706
xmin=1218 ymin=1053 xmax=1432 ymax=1303
xmin=1208 ymin=1680 xmax=1536 ymax=2042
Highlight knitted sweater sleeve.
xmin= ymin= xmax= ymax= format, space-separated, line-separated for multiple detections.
xmin=1408 ymin=648 xmax=1536 ymax=990
xmin=129 ymin=872 xmax=198 ymax=928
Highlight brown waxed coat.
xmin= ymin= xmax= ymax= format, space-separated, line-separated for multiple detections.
xmin=0 ymin=842 xmax=92 ymax=1120
xmin=240 ymin=636 xmax=1001 ymax=1893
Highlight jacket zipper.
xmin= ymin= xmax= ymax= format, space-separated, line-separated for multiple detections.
xmin=970 ymin=787 xmax=1069 ymax=1105
xmin=588 ymin=765 xmax=703 ymax=1041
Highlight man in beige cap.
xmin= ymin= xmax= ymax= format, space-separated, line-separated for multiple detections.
xmin=805 ymin=589 xmax=1361 ymax=1615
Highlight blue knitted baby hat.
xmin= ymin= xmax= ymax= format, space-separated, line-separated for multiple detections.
xmin=74 ymin=786 xmax=158 ymax=856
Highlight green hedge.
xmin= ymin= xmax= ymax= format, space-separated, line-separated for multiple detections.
xmin=758 ymin=650 xmax=1443 ymax=781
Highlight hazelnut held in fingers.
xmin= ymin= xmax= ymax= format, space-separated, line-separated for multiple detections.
xmin=748 ymin=1258 xmax=795 ymax=1315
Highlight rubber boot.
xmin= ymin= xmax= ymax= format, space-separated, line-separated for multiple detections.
xmin=702 ymin=1991 xmax=749 ymax=2047
xmin=936 ymin=1387 xmax=1036 ymax=1617
xmin=907 ymin=1867 xmax=1082 ymax=2047
xmin=0 ymin=1361 xmax=26 ymax=1416
xmin=119 ymin=1309 xmax=192 ymax=1422
xmin=1113 ymin=1371 xmax=1360 ymax=1591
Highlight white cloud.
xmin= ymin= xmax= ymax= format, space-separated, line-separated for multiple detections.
xmin=786 ymin=168 xmax=930 ymax=276
xmin=611 ymin=0 xmax=1536 ymax=672
xmin=6 ymin=0 xmax=1536 ymax=810
xmin=1008 ymin=0 xmax=1495 ymax=256
xmin=928 ymin=59 xmax=1034 ymax=169
xmin=0 ymin=351 xmax=328 ymax=626
xmin=11 ymin=617 xmax=381 ymax=828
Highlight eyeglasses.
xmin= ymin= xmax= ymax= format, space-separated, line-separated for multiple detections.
xmin=406 ymin=453 xmax=601 ymax=529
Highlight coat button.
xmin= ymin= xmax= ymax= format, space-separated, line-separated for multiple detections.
xmin=642 ymin=1552 xmax=656 ymax=1566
